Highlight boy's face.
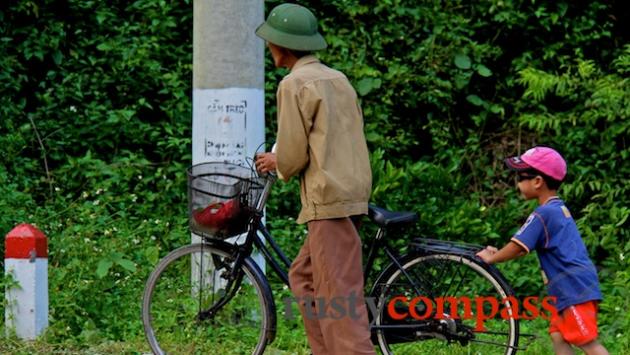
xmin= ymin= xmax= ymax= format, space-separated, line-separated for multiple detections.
xmin=516 ymin=173 xmax=544 ymax=200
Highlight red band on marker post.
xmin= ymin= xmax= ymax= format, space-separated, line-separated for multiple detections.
xmin=5 ymin=224 xmax=48 ymax=259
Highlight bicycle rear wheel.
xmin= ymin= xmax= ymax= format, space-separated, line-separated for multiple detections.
xmin=142 ymin=243 xmax=275 ymax=354
xmin=373 ymin=253 xmax=519 ymax=355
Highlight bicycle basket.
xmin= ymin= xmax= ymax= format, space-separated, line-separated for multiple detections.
xmin=187 ymin=162 xmax=266 ymax=239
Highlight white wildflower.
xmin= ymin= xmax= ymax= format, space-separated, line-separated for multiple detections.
xmin=620 ymin=253 xmax=625 ymax=261
xmin=96 ymin=188 xmax=103 ymax=195
xmin=133 ymin=239 xmax=140 ymax=245
xmin=55 ymin=187 xmax=61 ymax=192
xmin=150 ymin=235 xmax=156 ymax=241
xmin=69 ymin=106 xmax=77 ymax=112
xmin=137 ymin=175 xmax=143 ymax=180
xmin=154 ymin=219 xmax=160 ymax=225
xmin=82 ymin=191 xmax=89 ymax=198
xmin=93 ymin=200 xmax=100 ymax=206
xmin=104 ymin=229 xmax=111 ymax=236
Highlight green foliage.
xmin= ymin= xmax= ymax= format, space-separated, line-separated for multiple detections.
xmin=1 ymin=0 xmax=192 ymax=348
xmin=0 ymin=0 xmax=628 ymax=353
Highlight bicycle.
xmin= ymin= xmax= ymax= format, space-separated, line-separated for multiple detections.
xmin=142 ymin=161 xmax=526 ymax=354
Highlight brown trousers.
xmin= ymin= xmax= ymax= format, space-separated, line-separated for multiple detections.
xmin=288 ymin=217 xmax=376 ymax=355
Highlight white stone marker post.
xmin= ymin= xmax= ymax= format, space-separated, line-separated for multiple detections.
xmin=4 ymin=223 xmax=48 ymax=339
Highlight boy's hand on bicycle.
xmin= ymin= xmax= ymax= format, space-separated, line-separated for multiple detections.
xmin=476 ymin=246 xmax=499 ymax=264
xmin=255 ymin=153 xmax=277 ymax=173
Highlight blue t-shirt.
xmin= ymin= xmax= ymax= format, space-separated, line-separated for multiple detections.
xmin=511 ymin=198 xmax=602 ymax=312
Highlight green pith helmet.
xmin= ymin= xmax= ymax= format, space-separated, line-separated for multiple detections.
xmin=255 ymin=3 xmax=327 ymax=51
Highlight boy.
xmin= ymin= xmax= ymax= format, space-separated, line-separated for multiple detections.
xmin=477 ymin=146 xmax=608 ymax=355
xmin=254 ymin=3 xmax=376 ymax=355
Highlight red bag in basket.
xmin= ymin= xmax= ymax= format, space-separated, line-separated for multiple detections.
xmin=193 ymin=199 xmax=240 ymax=230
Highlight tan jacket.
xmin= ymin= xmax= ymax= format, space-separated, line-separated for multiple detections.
xmin=275 ymin=55 xmax=372 ymax=224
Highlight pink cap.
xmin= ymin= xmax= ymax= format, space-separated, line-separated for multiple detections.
xmin=505 ymin=146 xmax=567 ymax=181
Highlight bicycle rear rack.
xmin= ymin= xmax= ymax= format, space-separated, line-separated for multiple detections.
xmin=411 ymin=238 xmax=483 ymax=257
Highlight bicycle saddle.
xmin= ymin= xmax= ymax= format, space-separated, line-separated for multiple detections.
xmin=368 ymin=204 xmax=418 ymax=228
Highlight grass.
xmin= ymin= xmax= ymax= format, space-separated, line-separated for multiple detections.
xmin=3 ymin=294 xmax=623 ymax=355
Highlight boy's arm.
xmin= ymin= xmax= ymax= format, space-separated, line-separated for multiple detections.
xmin=477 ymin=241 xmax=527 ymax=264
xmin=478 ymin=211 xmax=545 ymax=264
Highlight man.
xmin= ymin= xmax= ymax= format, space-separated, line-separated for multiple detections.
xmin=254 ymin=3 xmax=375 ymax=354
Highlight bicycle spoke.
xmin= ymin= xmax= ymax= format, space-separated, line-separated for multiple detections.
xmin=473 ymin=330 xmax=516 ymax=336
xmin=401 ymin=262 xmax=433 ymax=298
xmin=468 ymin=338 xmax=521 ymax=349
xmin=449 ymin=262 xmax=470 ymax=297
xmin=434 ymin=259 xmax=454 ymax=290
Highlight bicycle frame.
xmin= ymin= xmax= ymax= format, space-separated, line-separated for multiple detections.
xmin=194 ymin=206 xmax=532 ymax=352
xmin=194 ymin=176 xmax=528 ymax=351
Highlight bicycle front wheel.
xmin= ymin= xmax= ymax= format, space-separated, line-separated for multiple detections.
xmin=142 ymin=243 xmax=275 ymax=354
xmin=373 ymin=253 xmax=519 ymax=355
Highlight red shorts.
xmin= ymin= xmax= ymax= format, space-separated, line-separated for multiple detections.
xmin=549 ymin=300 xmax=599 ymax=346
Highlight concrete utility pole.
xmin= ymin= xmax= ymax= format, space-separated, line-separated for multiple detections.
xmin=192 ymin=1 xmax=265 ymax=263
xmin=193 ymin=1 xmax=264 ymax=166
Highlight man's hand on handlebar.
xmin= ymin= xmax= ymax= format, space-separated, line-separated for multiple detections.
xmin=255 ymin=153 xmax=277 ymax=174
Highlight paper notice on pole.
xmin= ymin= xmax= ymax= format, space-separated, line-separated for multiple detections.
xmin=192 ymin=88 xmax=265 ymax=166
